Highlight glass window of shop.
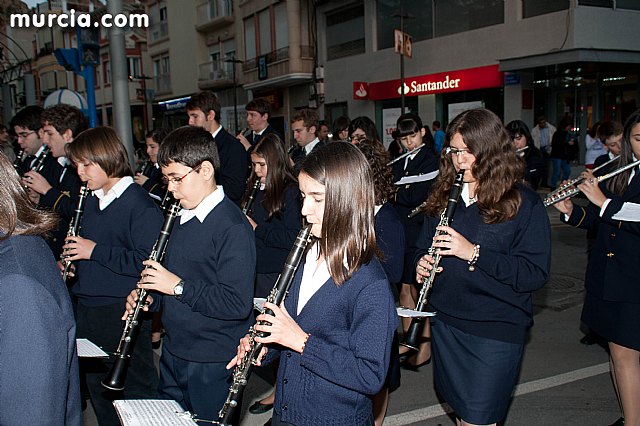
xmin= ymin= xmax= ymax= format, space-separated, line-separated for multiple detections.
xmin=376 ymin=0 xmax=432 ymax=50
xmin=577 ymin=0 xmax=640 ymax=8
xmin=522 ymin=0 xmax=569 ymax=18
xmin=577 ymin=0 xmax=611 ymax=7
xmin=434 ymin=0 xmax=503 ymax=37
xmin=326 ymin=2 xmax=365 ymax=60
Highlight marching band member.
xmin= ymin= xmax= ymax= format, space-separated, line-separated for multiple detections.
xmin=135 ymin=128 xmax=170 ymax=202
xmin=126 ymin=126 xmax=255 ymax=423
xmin=415 ymin=109 xmax=550 ymax=426
xmin=64 ymin=127 xmax=163 ymax=425
xmin=229 ymin=142 xmax=397 ymax=426
xmin=553 ymin=109 xmax=640 ymax=426
xmin=391 ymin=112 xmax=439 ymax=369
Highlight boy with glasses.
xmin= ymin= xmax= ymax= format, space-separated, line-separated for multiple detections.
xmin=125 ymin=126 xmax=256 ymax=423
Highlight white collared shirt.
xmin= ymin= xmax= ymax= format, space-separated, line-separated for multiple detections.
xmin=461 ymin=183 xmax=477 ymax=207
xmin=93 ymin=176 xmax=134 ymax=210
xmin=179 ymin=186 xmax=225 ymax=225
xmin=211 ymin=126 xmax=222 ymax=139
xmin=600 ymin=155 xmax=639 ymax=216
xmin=304 ymin=137 xmax=320 ymax=156
xmin=57 ymin=156 xmax=71 ymax=182
xmin=297 ymin=241 xmax=331 ymax=315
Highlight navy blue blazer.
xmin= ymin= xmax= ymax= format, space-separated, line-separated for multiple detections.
xmin=0 ymin=235 xmax=81 ymax=425
xmin=214 ymin=127 xmax=249 ymax=206
xmin=565 ymin=172 xmax=640 ymax=302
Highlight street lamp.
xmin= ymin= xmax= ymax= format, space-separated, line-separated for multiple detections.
xmin=224 ymin=55 xmax=244 ymax=135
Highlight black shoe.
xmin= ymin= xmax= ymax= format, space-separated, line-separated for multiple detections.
xmin=609 ymin=417 xmax=624 ymax=426
xmin=580 ymin=334 xmax=597 ymax=345
xmin=249 ymin=401 xmax=274 ymax=414
xmin=400 ymin=357 xmax=431 ymax=371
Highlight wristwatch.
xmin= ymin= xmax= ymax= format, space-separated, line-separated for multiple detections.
xmin=173 ymin=280 xmax=184 ymax=299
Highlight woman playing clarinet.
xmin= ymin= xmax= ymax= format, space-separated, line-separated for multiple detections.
xmin=228 ymin=142 xmax=398 ymax=425
xmin=415 ymin=108 xmax=551 ymax=426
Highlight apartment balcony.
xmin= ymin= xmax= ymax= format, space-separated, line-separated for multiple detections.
xmin=154 ymin=74 xmax=172 ymax=95
xmin=195 ymin=0 xmax=234 ymax=32
xmin=242 ymin=46 xmax=315 ymax=90
xmin=197 ymin=60 xmax=234 ymax=90
xmin=149 ymin=21 xmax=169 ymax=44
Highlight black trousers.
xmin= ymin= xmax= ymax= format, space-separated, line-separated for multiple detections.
xmin=77 ymin=301 xmax=159 ymax=426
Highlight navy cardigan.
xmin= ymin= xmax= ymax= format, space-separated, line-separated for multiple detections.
xmin=415 ymin=186 xmax=551 ymax=344
xmin=251 ymin=184 xmax=302 ymax=274
xmin=266 ymin=256 xmax=398 ymax=425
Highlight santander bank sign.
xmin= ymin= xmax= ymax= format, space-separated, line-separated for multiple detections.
xmin=366 ymin=64 xmax=503 ymax=101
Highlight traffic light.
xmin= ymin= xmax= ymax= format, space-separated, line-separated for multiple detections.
xmin=78 ymin=27 xmax=100 ymax=66
xmin=54 ymin=48 xmax=81 ymax=73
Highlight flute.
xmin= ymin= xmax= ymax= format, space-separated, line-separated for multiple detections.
xmin=387 ymin=145 xmax=422 ymax=166
xmin=218 ymin=225 xmax=313 ymax=425
xmin=545 ymin=155 xmax=620 ymax=201
xmin=101 ymin=199 xmax=182 ymax=391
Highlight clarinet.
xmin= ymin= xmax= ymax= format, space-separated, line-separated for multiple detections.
xmin=400 ymin=169 xmax=465 ymax=353
xmin=101 ymin=199 xmax=182 ymax=391
xmin=31 ymin=146 xmax=51 ymax=173
xmin=13 ymin=149 xmax=25 ymax=173
xmin=61 ymin=183 xmax=89 ymax=284
xmin=242 ymin=179 xmax=261 ymax=215
xmin=218 ymin=224 xmax=313 ymax=425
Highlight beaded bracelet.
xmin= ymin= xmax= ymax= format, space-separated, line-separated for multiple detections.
xmin=467 ymin=244 xmax=480 ymax=272
xmin=301 ymin=333 xmax=310 ymax=354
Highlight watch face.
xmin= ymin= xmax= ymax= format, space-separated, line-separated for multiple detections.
xmin=174 ymin=282 xmax=184 ymax=296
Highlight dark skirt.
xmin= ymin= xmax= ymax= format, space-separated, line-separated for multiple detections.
xmin=385 ymin=331 xmax=401 ymax=392
xmin=431 ymin=318 xmax=523 ymax=424
xmin=582 ymin=291 xmax=640 ymax=351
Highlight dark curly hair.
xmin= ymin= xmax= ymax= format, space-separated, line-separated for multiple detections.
xmin=424 ymin=108 xmax=524 ymax=224
xmin=357 ymin=139 xmax=396 ymax=205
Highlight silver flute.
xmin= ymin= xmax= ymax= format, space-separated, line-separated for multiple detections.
xmin=543 ymin=159 xmax=640 ymax=207
xmin=387 ymin=145 xmax=422 ymax=166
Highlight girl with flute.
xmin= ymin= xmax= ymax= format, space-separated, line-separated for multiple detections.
xmin=228 ymin=142 xmax=397 ymax=426
xmin=63 ymin=127 xmax=163 ymax=425
xmin=553 ymin=109 xmax=640 ymax=426
xmin=415 ymin=109 xmax=551 ymax=426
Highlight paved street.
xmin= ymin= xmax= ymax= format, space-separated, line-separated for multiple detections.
xmin=85 ymin=186 xmax=621 ymax=426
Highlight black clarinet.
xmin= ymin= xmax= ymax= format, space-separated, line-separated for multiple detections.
xmin=242 ymin=179 xmax=261 ymax=215
xmin=101 ymin=199 xmax=182 ymax=391
xmin=400 ymin=169 xmax=465 ymax=352
xmin=13 ymin=149 xmax=25 ymax=173
xmin=62 ymin=182 xmax=89 ymax=284
xmin=218 ymin=224 xmax=313 ymax=425
xmin=31 ymin=146 xmax=51 ymax=173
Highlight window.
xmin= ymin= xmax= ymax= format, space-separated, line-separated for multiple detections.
xmin=244 ymin=17 xmax=256 ymax=60
xmin=326 ymin=2 xmax=365 ymax=60
xmin=103 ymin=60 xmax=111 ymax=84
xmin=274 ymin=3 xmax=288 ymax=51
xmin=153 ymin=54 xmax=171 ymax=93
xmin=523 ymin=0 xmax=569 ymax=18
xmin=578 ymin=0 xmax=611 ymax=6
xmin=617 ymin=0 xmax=640 ymax=10
xmin=258 ymin=9 xmax=270 ymax=55
xmin=128 ymin=57 xmax=141 ymax=78
xmin=434 ymin=0 xmax=503 ymax=37
xmin=377 ymin=0 xmax=433 ymax=50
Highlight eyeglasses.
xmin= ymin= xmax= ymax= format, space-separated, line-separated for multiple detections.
xmin=350 ymin=133 xmax=367 ymax=143
xmin=16 ymin=131 xmax=35 ymax=139
xmin=445 ymin=147 xmax=472 ymax=157
xmin=166 ymin=164 xmax=202 ymax=184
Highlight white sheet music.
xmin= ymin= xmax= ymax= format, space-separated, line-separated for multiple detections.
xmin=113 ymin=400 xmax=198 ymax=426
xmin=395 ymin=170 xmax=439 ymax=185
xmin=612 ymin=202 xmax=640 ymax=222
xmin=396 ymin=307 xmax=436 ymax=318
xmin=76 ymin=338 xmax=109 ymax=358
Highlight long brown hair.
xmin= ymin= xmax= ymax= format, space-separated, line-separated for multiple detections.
xmin=0 ymin=152 xmax=57 ymax=239
xmin=66 ymin=127 xmax=133 ymax=178
xmin=357 ymin=139 xmax=396 ymax=204
xmin=606 ymin=110 xmax=640 ymax=195
xmin=301 ymin=142 xmax=378 ymax=285
xmin=425 ymin=108 xmax=524 ymax=224
xmin=243 ymin=133 xmax=297 ymax=218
